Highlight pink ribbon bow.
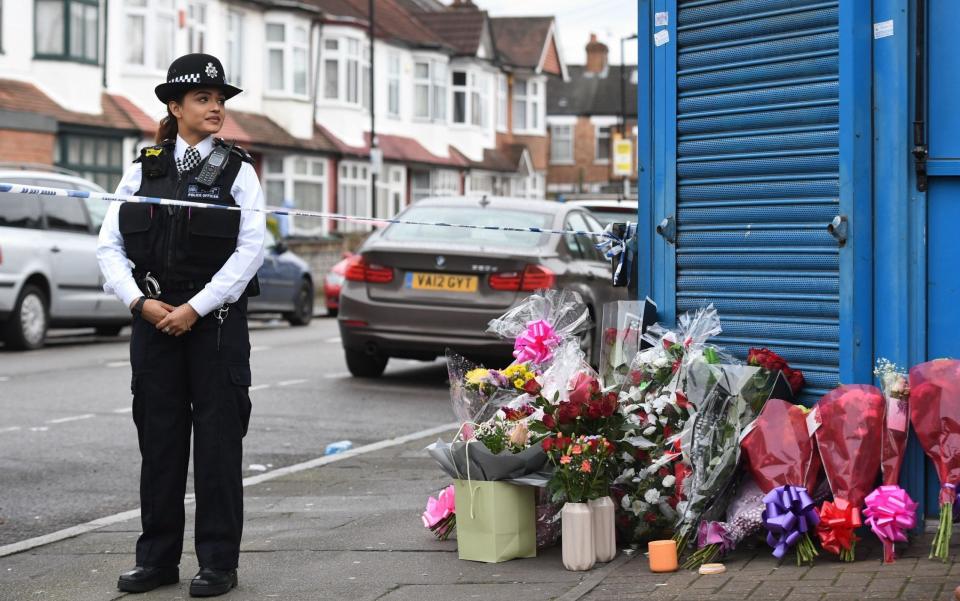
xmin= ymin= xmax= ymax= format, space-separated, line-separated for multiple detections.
xmin=422 ymin=485 xmax=456 ymax=528
xmin=513 ymin=320 xmax=561 ymax=364
xmin=863 ymin=485 xmax=918 ymax=563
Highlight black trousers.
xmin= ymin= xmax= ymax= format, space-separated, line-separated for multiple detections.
xmin=129 ymin=292 xmax=252 ymax=570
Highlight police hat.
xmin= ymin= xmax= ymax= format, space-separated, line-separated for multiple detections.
xmin=155 ymin=54 xmax=243 ymax=104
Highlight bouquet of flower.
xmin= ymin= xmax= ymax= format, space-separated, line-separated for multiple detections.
xmin=612 ymin=306 xmax=727 ymax=544
xmin=422 ymin=485 xmax=456 ymax=540
xmin=909 ymin=359 xmax=960 ymax=561
xmin=862 ymin=359 xmax=917 ymax=564
xmin=599 ymin=298 xmax=657 ymax=389
xmin=672 ymin=362 xmax=779 ymax=555
xmin=813 ymin=385 xmax=884 ymax=561
xmin=741 ymin=399 xmax=823 ymax=565
xmin=446 ymin=350 xmax=542 ymax=431
xmin=747 ymin=348 xmax=805 ymax=400
xmin=542 ymin=434 xmax=617 ymax=503
xmin=487 ymin=289 xmax=592 ymax=369
xmin=684 ymin=475 xmax=765 ymax=568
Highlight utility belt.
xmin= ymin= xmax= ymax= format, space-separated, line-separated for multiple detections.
xmin=135 ymin=271 xmax=208 ymax=298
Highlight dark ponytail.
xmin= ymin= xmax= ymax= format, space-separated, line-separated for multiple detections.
xmin=155 ymin=94 xmax=186 ymax=144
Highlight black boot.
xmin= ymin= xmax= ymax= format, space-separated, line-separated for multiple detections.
xmin=189 ymin=568 xmax=238 ymax=597
xmin=117 ymin=566 xmax=179 ymax=593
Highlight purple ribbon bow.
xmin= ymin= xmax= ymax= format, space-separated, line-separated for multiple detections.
xmin=762 ymin=485 xmax=820 ymax=559
xmin=697 ymin=521 xmax=734 ymax=553
xmin=513 ymin=320 xmax=561 ymax=364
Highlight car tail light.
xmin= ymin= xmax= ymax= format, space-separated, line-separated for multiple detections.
xmin=343 ymin=255 xmax=394 ymax=284
xmin=489 ymin=264 xmax=555 ymax=292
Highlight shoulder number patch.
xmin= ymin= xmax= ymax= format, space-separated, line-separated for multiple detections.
xmin=145 ymin=148 xmax=163 ymax=157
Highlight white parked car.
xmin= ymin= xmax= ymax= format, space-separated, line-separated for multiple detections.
xmin=564 ymin=196 xmax=639 ymax=227
xmin=0 ymin=166 xmax=129 ymax=350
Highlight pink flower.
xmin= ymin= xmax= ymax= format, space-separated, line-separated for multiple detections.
xmin=422 ymin=485 xmax=455 ymax=528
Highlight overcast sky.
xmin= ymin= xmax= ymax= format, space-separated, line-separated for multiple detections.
xmin=475 ymin=0 xmax=639 ymax=66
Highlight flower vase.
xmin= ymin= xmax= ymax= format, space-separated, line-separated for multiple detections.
xmin=589 ymin=496 xmax=617 ymax=562
xmin=562 ymin=502 xmax=595 ymax=571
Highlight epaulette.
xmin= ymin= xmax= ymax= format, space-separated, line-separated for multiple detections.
xmin=215 ymin=138 xmax=255 ymax=165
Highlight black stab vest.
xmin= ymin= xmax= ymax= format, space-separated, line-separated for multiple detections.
xmin=118 ymin=139 xmax=259 ymax=297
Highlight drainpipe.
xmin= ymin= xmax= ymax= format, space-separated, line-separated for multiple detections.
xmin=311 ymin=18 xmax=323 ymax=127
xmin=102 ymin=0 xmax=109 ymax=88
xmin=369 ymin=0 xmax=378 ymax=218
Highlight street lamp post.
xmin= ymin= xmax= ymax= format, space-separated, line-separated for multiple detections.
xmin=369 ymin=0 xmax=378 ymax=219
xmin=619 ymin=33 xmax=638 ymax=198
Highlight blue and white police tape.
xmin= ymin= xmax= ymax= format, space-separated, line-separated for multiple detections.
xmin=595 ymin=222 xmax=637 ymax=286
xmin=0 ymin=182 xmax=628 ymax=242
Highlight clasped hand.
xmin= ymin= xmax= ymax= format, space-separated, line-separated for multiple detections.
xmin=138 ymin=300 xmax=200 ymax=336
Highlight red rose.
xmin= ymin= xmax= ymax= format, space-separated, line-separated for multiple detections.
xmin=658 ymin=467 xmax=669 ymax=478
xmin=557 ymin=401 xmax=579 ymax=424
xmin=663 ymin=425 xmax=673 ymax=440
xmin=675 ymin=391 xmax=691 ymax=410
xmin=588 ymin=438 xmax=600 ymax=451
xmin=587 ymin=401 xmax=603 ymax=420
xmin=569 ymin=372 xmax=599 ymax=406
xmin=672 ymin=359 xmax=682 ymax=373
xmin=785 ymin=367 xmax=805 ymax=395
xmin=667 ymin=496 xmax=679 ymax=509
xmin=601 ymin=392 xmax=618 ymax=416
xmin=541 ymin=437 xmax=554 ymax=452
xmin=542 ymin=412 xmax=556 ymax=430
xmin=748 ymin=347 xmax=788 ymax=372
xmin=629 ymin=371 xmax=643 ymax=386
xmin=603 ymin=328 xmax=618 ymax=345
xmin=523 ymin=378 xmax=542 ymax=395
xmin=643 ymin=512 xmax=658 ymax=524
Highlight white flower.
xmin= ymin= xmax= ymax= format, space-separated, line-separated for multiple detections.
xmin=653 ymin=355 xmax=670 ymax=369
xmin=661 ymin=475 xmax=676 ymax=488
xmin=621 ymin=495 xmax=633 ymax=511
xmin=644 ymin=489 xmax=660 ymax=504
xmin=642 ymin=426 xmax=656 ymax=436
xmin=631 ymin=500 xmax=650 ymax=515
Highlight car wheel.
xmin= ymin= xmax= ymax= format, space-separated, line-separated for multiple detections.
xmin=4 ymin=284 xmax=48 ymax=350
xmin=345 ymin=348 xmax=388 ymax=378
xmin=284 ymin=279 xmax=314 ymax=326
xmin=95 ymin=325 xmax=124 ymax=337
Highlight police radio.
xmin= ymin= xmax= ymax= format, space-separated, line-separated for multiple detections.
xmin=196 ymin=142 xmax=233 ymax=187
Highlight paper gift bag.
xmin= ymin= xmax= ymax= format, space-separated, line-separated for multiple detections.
xmin=453 ymin=479 xmax=536 ymax=563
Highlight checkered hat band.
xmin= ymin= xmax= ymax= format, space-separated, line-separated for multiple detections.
xmin=169 ymin=73 xmax=201 ymax=83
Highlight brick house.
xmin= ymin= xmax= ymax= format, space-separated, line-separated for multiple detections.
xmin=546 ymin=34 xmax=638 ymax=197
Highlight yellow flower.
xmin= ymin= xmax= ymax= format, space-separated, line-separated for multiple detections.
xmin=465 ymin=368 xmax=489 ymax=385
xmin=513 ymin=379 xmax=524 ymax=389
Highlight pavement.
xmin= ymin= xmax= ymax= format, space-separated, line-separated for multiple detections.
xmin=2 ymin=429 xmax=960 ymax=601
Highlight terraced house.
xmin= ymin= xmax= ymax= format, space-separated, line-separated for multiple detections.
xmin=0 ymin=0 xmax=566 ymax=237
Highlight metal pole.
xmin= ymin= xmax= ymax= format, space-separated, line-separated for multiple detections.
xmin=369 ymin=0 xmax=378 ymax=218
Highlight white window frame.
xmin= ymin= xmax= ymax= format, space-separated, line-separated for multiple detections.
xmin=187 ymin=1 xmax=207 ymax=54
xmin=263 ymin=155 xmax=328 ymax=236
xmin=387 ymin=51 xmax=401 ymax=118
xmin=320 ymin=34 xmax=370 ymax=110
xmin=225 ymin=9 xmax=244 ymax=86
xmin=591 ymin=116 xmax=617 ymax=164
xmin=549 ymin=122 xmax=575 ymax=165
xmin=512 ymin=76 xmax=546 ymax=135
xmin=413 ymin=57 xmax=447 ymax=123
xmin=265 ymin=17 xmax=310 ymax=99
xmin=496 ymin=73 xmax=508 ymax=132
xmin=338 ymin=161 xmax=372 ymax=232
xmin=375 ymin=164 xmax=406 ymax=219
xmin=123 ymin=0 xmax=175 ymax=73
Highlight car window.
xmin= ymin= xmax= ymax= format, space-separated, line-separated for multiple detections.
xmin=587 ymin=208 xmax=637 ymax=227
xmin=0 ymin=193 xmax=43 ymax=229
xmin=84 ymin=197 xmax=111 ymax=231
xmin=580 ymin=212 xmax=608 ymax=261
xmin=564 ymin=212 xmax=591 ymax=259
xmin=384 ymin=206 xmax=551 ymax=249
xmin=41 ymin=196 xmax=90 ymax=233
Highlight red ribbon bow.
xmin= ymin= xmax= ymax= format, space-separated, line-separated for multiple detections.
xmin=816 ymin=497 xmax=862 ymax=556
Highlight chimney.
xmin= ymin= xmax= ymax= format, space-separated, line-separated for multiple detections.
xmin=450 ymin=0 xmax=477 ymax=8
xmin=585 ymin=33 xmax=609 ymax=74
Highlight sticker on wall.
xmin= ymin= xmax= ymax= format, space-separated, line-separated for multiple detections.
xmin=874 ymin=20 xmax=894 ymax=39
xmin=654 ymin=29 xmax=670 ymax=47
xmin=655 ymin=12 xmax=668 ymax=26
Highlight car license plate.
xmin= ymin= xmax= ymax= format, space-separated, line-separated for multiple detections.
xmin=405 ymin=272 xmax=478 ymax=293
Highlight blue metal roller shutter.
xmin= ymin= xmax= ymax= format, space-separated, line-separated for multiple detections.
xmin=674 ymin=0 xmax=840 ymax=403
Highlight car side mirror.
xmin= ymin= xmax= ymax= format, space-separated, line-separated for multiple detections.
xmin=273 ymin=240 xmax=288 ymax=255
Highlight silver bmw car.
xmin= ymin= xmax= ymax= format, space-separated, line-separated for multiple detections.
xmin=337 ymin=197 xmax=627 ymax=377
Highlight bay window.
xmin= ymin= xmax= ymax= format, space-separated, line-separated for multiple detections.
xmin=225 ymin=10 xmax=244 ymax=86
xmin=497 ymin=74 xmax=508 ymax=131
xmin=512 ymin=77 xmax=545 ymax=134
xmin=414 ymin=58 xmax=447 ymax=122
xmin=452 ymin=69 xmax=489 ymax=127
xmin=264 ymin=155 xmax=328 ymax=237
xmin=124 ymin=0 xmax=174 ymax=70
xmin=36 ymin=0 xmax=98 ymax=63
xmin=338 ymin=162 xmax=371 ymax=232
xmin=266 ymin=20 xmax=309 ymax=97
xmin=321 ymin=36 xmax=370 ymax=109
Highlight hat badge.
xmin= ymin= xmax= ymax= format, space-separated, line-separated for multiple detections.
xmin=205 ymin=62 xmax=218 ymax=78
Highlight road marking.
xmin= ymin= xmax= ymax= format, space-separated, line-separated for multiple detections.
xmin=112 ymin=407 xmax=133 ymax=414
xmin=325 ymin=337 xmax=341 ymax=344
xmin=249 ymin=384 xmax=271 ymax=392
xmin=105 ymin=361 xmax=129 ymax=368
xmin=0 ymin=421 xmax=457 ymax=558
xmin=47 ymin=414 xmax=95 ymax=424
xmin=322 ymin=372 xmax=350 ymax=379
xmin=0 ymin=376 xmax=9 ymax=382
xmin=277 ymin=379 xmax=307 ymax=387
xmin=0 ymin=427 xmax=21 ymax=434
xmin=29 ymin=427 xmax=49 ymax=432
xmin=250 ymin=346 xmax=271 ymax=353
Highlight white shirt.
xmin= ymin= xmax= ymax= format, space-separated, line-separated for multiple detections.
xmin=97 ymin=134 xmax=266 ymax=317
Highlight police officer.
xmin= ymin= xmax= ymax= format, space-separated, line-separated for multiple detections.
xmin=97 ymin=53 xmax=265 ymax=597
